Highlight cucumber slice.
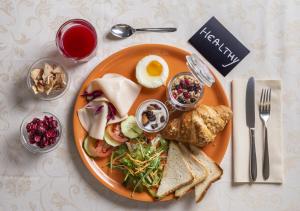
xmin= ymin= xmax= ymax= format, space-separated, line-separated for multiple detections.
xmin=104 ymin=131 xmax=122 ymax=147
xmin=121 ymin=116 xmax=143 ymax=139
xmin=82 ymin=136 xmax=98 ymax=158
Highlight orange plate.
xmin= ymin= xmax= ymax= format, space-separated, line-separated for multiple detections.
xmin=73 ymin=44 xmax=232 ymax=202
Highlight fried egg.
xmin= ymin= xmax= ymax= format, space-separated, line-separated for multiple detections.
xmin=136 ymin=55 xmax=169 ymax=88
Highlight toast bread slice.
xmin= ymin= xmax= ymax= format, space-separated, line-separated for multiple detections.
xmin=190 ymin=146 xmax=223 ymax=203
xmin=156 ymin=141 xmax=193 ymax=198
xmin=175 ymin=143 xmax=207 ymax=197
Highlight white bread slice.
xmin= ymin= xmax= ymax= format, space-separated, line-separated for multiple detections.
xmin=190 ymin=146 xmax=223 ymax=203
xmin=156 ymin=141 xmax=193 ymax=198
xmin=175 ymin=143 xmax=207 ymax=197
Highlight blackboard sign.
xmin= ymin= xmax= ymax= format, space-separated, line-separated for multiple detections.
xmin=189 ymin=17 xmax=250 ymax=76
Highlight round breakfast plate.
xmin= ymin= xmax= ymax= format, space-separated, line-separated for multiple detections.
xmin=73 ymin=44 xmax=231 ymax=202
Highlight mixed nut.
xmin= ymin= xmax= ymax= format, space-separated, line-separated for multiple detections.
xmin=171 ymin=74 xmax=202 ymax=104
xmin=30 ymin=63 xmax=66 ymax=95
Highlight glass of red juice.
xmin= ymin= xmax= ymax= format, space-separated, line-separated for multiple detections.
xmin=56 ymin=19 xmax=97 ymax=62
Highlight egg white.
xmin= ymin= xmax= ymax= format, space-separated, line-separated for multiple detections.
xmin=136 ymin=55 xmax=169 ymax=88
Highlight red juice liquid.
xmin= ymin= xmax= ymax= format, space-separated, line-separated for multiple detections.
xmin=56 ymin=19 xmax=97 ymax=60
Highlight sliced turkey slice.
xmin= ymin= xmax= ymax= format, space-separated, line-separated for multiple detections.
xmin=86 ymin=73 xmax=141 ymax=117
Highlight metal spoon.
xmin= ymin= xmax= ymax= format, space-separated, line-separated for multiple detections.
xmin=110 ymin=24 xmax=177 ymax=38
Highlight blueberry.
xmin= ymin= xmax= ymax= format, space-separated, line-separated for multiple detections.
xmin=177 ymin=96 xmax=185 ymax=104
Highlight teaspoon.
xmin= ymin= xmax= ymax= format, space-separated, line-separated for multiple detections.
xmin=110 ymin=24 xmax=177 ymax=38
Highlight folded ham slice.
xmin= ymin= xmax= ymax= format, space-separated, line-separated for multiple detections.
xmin=77 ymin=74 xmax=141 ymax=140
xmin=86 ymin=73 xmax=141 ymax=117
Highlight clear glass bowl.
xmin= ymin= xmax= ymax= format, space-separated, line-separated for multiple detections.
xmin=20 ymin=112 xmax=62 ymax=153
xmin=167 ymin=72 xmax=204 ymax=111
xmin=166 ymin=54 xmax=215 ymax=111
xmin=27 ymin=58 xmax=70 ymax=100
xmin=135 ymin=99 xmax=169 ymax=133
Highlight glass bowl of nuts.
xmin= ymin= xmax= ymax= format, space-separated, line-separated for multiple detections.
xmin=20 ymin=112 xmax=62 ymax=153
xmin=166 ymin=54 xmax=215 ymax=111
xmin=135 ymin=99 xmax=169 ymax=133
xmin=27 ymin=58 xmax=70 ymax=100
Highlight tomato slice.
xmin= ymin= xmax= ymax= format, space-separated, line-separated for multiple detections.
xmin=106 ymin=124 xmax=128 ymax=143
xmin=94 ymin=140 xmax=113 ymax=158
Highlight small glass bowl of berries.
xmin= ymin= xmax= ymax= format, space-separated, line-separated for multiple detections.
xmin=167 ymin=54 xmax=215 ymax=111
xmin=20 ymin=112 xmax=62 ymax=153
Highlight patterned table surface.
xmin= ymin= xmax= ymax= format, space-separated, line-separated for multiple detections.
xmin=0 ymin=0 xmax=299 ymax=210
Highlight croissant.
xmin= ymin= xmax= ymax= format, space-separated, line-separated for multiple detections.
xmin=161 ymin=105 xmax=232 ymax=147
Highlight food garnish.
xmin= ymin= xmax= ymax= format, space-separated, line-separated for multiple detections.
xmin=171 ymin=74 xmax=201 ymax=104
xmin=26 ymin=115 xmax=59 ymax=148
xmin=107 ymin=102 xmax=117 ymax=121
xmin=136 ymin=55 xmax=169 ymax=88
xmin=30 ymin=63 xmax=66 ymax=95
xmin=108 ymin=134 xmax=168 ymax=197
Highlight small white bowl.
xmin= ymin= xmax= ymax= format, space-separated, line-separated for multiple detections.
xmin=27 ymin=58 xmax=70 ymax=100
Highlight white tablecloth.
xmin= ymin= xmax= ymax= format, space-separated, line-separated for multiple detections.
xmin=0 ymin=0 xmax=299 ymax=210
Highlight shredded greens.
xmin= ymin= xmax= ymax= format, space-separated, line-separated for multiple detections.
xmin=108 ymin=134 xmax=168 ymax=198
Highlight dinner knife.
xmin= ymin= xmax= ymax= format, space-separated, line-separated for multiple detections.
xmin=246 ymin=77 xmax=257 ymax=181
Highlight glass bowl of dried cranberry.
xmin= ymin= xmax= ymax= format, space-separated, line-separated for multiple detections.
xmin=20 ymin=112 xmax=62 ymax=153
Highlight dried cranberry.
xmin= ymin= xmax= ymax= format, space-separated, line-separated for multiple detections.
xmin=51 ymin=120 xmax=58 ymax=128
xmin=44 ymin=140 xmax=50 ymax=146
xmin=29 ymin=139 xmax=36 ymax=144
xmin=184 ymin=79 xmax=190 ymax=85
xmin=26 ymin=123 xmax=32 ymax=133
xmin=34 ymin=135 xmax=41 ymax=143
xmin=172 ymin=93 xmax=177 ymax=99
xmin=46 ymin=129 xmax=57 ymax=138
xmin=180 ymin=79 xmax=185 ymax=86
xmin=183 ymin=92 xmax=191 ymax=99
xmin=37 ymin=125 xmax=46 ymax=134
xmin=49 ymin=138 xmax=56 ymax=145
xmin=32 ymin=118 xmax=40 ymax=124
xmin=177 ymin=88 xmax=183 ymax=94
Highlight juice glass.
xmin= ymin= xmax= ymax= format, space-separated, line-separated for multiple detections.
xmin=56 ymin=19 xmax=97 ymax=62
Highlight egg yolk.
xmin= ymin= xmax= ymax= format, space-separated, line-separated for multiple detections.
xmin=146 ymin=60 xmax=163 ymax=76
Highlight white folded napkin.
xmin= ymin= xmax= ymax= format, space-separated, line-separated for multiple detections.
xmin=232 ymin=79 xmax=283 ymax=183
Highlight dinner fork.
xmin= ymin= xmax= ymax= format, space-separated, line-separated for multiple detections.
xmin=259 ymin=88 xmax=271 ymax=180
